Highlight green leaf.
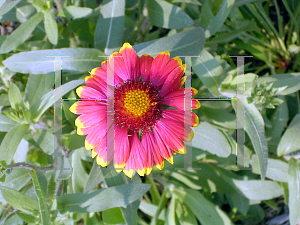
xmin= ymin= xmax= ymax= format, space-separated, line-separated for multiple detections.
xmin=0 ymin=185 xmax=39 ymax=214
xmin=84 ymin=160 xmax=104 ymax=192
xmin=166 ymin=197 xmax=176 ymax=224
xmin=206 ymin=19 xmax=256 ymax=45
xmin=0 ymin=94 xmax=10 ymax=107
xmin=232 ymin=180 xmax=283 ymax=201
xmin=172 ymin=188 xmax=231 ymax=225
xmin=101 ymin=169 xmax=144 ymax=225
xmin=66 ymin=133 xmax=85 ymax=150
xmin=0 ymin=168 xmax=31 ymax=190
xmin=62 ymin=101 xmax=77 ymax=128
xmin=0 ymin=0 xmax=20 ymax=17
xmin=30 ymin=80 xmax=84 ymax=122
xmin=175 ymin=201 xmax=197 ymax=225
xmin=257 ymin=73 xmax=300 ymax=95
xmin=134 ymin=27 xmax=205 ymax=58
xmin=57 ymin=6 xmax=92 ymax=19
xmin=0 ymin=114 xmax=18 ymax=132
xmin=288 ymin=158 xmax=300 ymax=225
xmin=192 ymin=49 xmax=223 ymax=96
xmin=233 ymin=98 xmax=268 ymax=180
xmin=71 ymin=150 xmax=88 ymax=193
xmin=15 ymin=212 xmax=36 ymax=223
xmin=146 ymin=0 xmax=193 ymax=29
xmin=0 ymin=124 xmax=29 ymax=164
xmin=139 ymin=202 xmax=165 ymax=221
xmin=192 ymin=122 xmax=231 ymax=157
xmin=251 ymin=155 xmax=288 ymax=182
xmin=24 ymin=74 xmax=54 ymax=107
xmin=102 ymin=207 xmax=125 ymax=224
xmin=199 ymin=0 xmax=235 ymax=38
xmin=3 ymin=48 xmax=105 ymax=74
xmin=8 ymin=83 xmax=25 ymax=111
xmin=266 ymin=96 xmax=288 ymax=138
xmin=94 ymin=0 xmax=125 ymax=54
xmin=30 ymin=169 xmax=49 ymax=225
xmin=0 ymin=12 xmax=43 ymax=53
xmin=33 ymin=130 xmax=55 ymax=155
xmin=57 ymin=183 xmax=150 ymax=213
xmin=44 ymin=11 xmax=58 ymax=45
xmin=277 ymin=114 xmax=300 ymax=156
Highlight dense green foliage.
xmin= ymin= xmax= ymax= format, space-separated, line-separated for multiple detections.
xmin=0 ymin=0 xmax=299 ymax=224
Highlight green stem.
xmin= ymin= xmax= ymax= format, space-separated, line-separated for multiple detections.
xmin=127 ymin=16 xmax=146 ymax=43
xmin=146 ymin=176 xmax=161 ymax=205
xmin=151 ymin=188 xmax=169 ymax=225
xmin=7 ymin=163 xmax=53 ymax=171
xmin=70 ymin=32 xmax=77 ymax=48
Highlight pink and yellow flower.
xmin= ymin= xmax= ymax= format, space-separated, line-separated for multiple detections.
xmin=70 ymin=43 xmax=200 ymax=178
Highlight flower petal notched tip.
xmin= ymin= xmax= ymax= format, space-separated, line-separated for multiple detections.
xmin=177 ymin=145 xmax=187 ymax=154
xmin=166 ymin=156 xmax=174 ymax=165
xmin=69 ymin=102 xmax=79 ymax=114
xmin=137 ymin=168 xmax=147 ymax=176
xmin=119 ymin=42 xmax=133 ymax=53
xmin=156 ymin=161 xmax=164 ymax=170
xmin=192 ymin=88 xmax=198 ymax=96
xmin=193 ymin=114 xmax=199 ymax=127
xmin=123 ymin=169 xmax=134 ymax=178
xmin=85 ymin=139 xmax=94 ymax=150
xmin=114 ymin=163 xmax=126 ymax=173
xmin=76 ymin=86 xmax=84 ymax=98
xmin=158 ymin=51 xmax=170 ymax=57
xmin=96 ymin=156 xmax=108 ymax=167
xmin=172 ymin=57 xmax=182 ymax=66
xmin=85 ymin=75 xmax=93 ymax=82
xmin=76 ymin=127 xmax=84 ymax=136
xmin=185 ymin=129 xmax=194 ymax=142
xmin=92 ymin=149 xmax=97 ymax=158
xmin=146 ymin=167 xmax=153 ymax=175
xmin=196 ymin=100 xmax=201 ymax=109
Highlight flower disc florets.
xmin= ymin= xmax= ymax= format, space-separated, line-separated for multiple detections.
xmin=114 ymin=80 xmax=162 ymax=132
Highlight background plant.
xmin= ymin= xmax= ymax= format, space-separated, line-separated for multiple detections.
xmin=0 ymin=0 xmax=300 ymax=224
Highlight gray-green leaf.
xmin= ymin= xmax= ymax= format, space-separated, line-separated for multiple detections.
xmin=146 ymin=0 xmax=193 ymax=29
xmin=134 ymin=27 xmax=205 ymax=58
xmin=3 ymin=48 xmax=105 ymax=74
xmin=288 ymin=158 xmax=300 ymax=225
xmin=0 ymin=12 xmax=43 ymax=53
xmin=0 ymin=124 xmax=29 ymax=164
xmin=277 ymin=114 xmax=300 ymax=156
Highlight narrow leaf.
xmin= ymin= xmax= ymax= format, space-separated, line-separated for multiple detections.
xmin=57 ymin=183 xmax=150 ymax=213
xmin=3 ymin=48 xmax=105 ymax=74
xmin=277 ymin=114 xmax=300 ymax=156
xmin=0 ymin=114 xmax=17 ymax=132
xmin=57 ymin=6 xmax=92 ymax=19
xmin=288 ymin=158 xmax=300 ymax=225
xmin=8 ymin=83 xmax=25 ymax=110
xmin=172 ymin=189 xmax=231 ymax=225
xmin=95 ymin=0 xmax=125 ymax=54
xmin=233 ymin=98 xmax=268 ymax=179
xmin=134 ymin=27 xmax=205 ymax=58
xmin=192 ymin=49 xmax=223 ymax=96
xmin=0 ymin=185 xmax=39 ymax=214
xmin=147 ymin=0 xmax=193 ymax=29
xmin=192 ymin=122 xmax=231 ymax=157
xmin=44 ymin=11 xmax=58 ymax=45
xmin=30 ymin=79 xmax=84 ymax=121
xmin=0 ymin=124 xmax=29 ymax=164
xmin=30 ymin=169 xmax=49 ymax=225
xmin=0 ymin=12 xmax=43 ymax=53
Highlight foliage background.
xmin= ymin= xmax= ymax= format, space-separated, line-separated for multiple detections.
xmin=0 ymin=0 xmax=300 ymax=224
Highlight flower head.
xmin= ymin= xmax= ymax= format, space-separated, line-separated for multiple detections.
xmin=70 ymin=43 xmax=200 ymax=178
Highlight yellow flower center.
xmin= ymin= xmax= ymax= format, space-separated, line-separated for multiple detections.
xmin=123 ymin=89 xmax=151 ymax=117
